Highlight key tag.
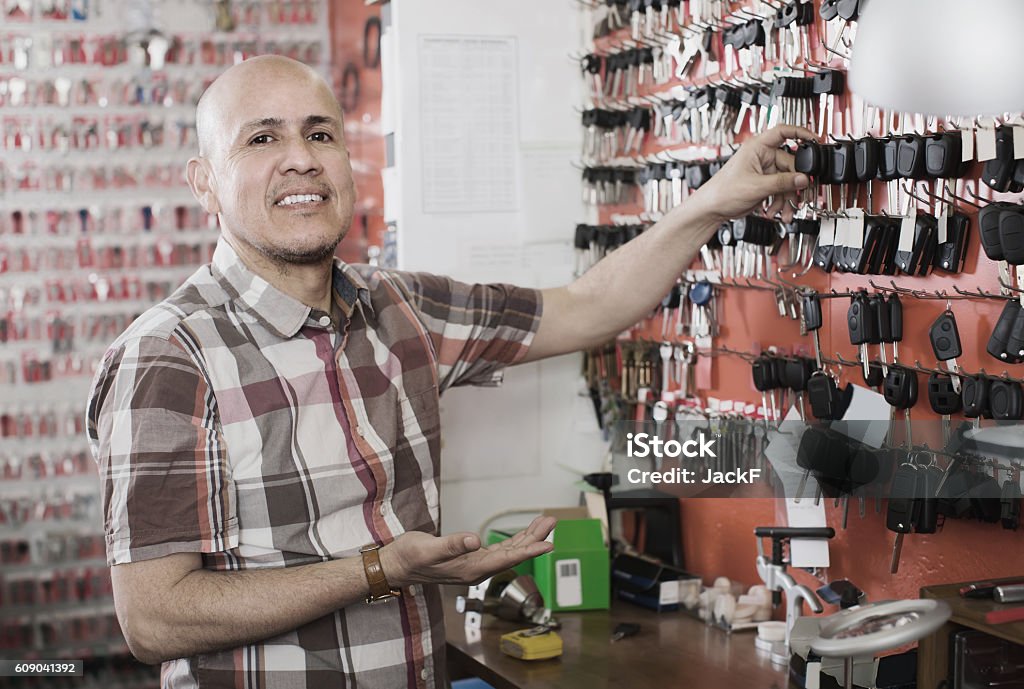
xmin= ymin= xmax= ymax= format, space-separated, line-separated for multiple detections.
xmin=976 ymin=117 xmax=998 ymax=162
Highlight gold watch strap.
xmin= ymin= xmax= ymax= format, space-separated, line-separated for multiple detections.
xmin=360 ymin=544 xmax=401 ymax=603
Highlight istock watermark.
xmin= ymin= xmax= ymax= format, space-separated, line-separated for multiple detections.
xmin=624 ymin=431 xmax=763 ymax=486
xmin=626 ymin=432 xmax=718 ymax=459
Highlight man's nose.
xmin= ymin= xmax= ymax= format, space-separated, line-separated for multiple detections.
xmin=277 ymin=137 xmax=322 ymax=175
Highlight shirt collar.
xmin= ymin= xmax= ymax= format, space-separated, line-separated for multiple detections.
xmin=211 ymin=238 xmax=371 ymax=339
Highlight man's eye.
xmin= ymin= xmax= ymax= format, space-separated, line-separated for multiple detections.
xmin=309 ymin=132 xmax=332 ymax=142
xmin=249 ymin=134 xmax=272 ymax=145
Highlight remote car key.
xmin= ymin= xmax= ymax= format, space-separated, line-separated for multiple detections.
xmin=887 ymin=462 xmax=920 ymax=573
xmin=990 ymin=379 xmax=1023 ymax=421
xmin=929 ymin=309 xmax=962 ymax=390
xmin=989 ymin=300 xmax=1023 ymax=362
xmin=961 ymin=375 xmax=991 ymax=420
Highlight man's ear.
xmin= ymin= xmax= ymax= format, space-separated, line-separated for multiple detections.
xmin=186 ymin=157 xmax=221 ymax=215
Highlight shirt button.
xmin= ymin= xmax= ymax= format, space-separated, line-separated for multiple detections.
xmin=408 ymin=585 xmax=416 ymax=597
xmin=318 ymin=315 xmax=331 ymax=327
xmin=356 ymin=426 xmax=365 ymax=437
xmin=420 ymin=668 xmax=429 ymax=681
xmin=379 ymin=504 xmax=387 ymax=516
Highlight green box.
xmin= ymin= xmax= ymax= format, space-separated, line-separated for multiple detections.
xmin=486 ymin=528 xmax=534 ymax=578
xmin=533 ymin=518 xmax=609 ymax=612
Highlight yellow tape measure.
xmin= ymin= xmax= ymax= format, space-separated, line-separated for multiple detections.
xmin=499 ymin=625 xmax=563 ymax=661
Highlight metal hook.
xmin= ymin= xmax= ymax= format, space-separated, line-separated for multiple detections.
xmin=999 ymin=277 xmax=1024 ymax=295
xmin=831 ymin=351 xmax=861 ymax=368
xmin=951 ymin=284 xmax=1008 ymax=300
xmin=867 ymin=279 xmax=896 ymax=294
xmin=943 ymin=182 xmax=983 ymax=210
xmin=901 ymin=181 xmax=933 ymax=208
xmin=965 ymin=181 xmax=991 ymax=204
xmin=818 ymin=31 xmax=851 ymax=60
xmin=912 ymin=360 xmax=947 ymax=376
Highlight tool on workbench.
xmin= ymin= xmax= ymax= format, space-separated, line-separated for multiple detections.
xmin=753 ymin=526 xmax=835 ymax=666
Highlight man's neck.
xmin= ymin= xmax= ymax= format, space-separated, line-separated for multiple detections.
xmin=223 ymin=234 xmax=334 ymax=314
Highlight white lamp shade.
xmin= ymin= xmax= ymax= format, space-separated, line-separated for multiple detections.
xmin=849 ymin=0 xmax=1024 ymax=117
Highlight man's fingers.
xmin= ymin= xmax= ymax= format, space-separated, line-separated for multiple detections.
xmin=527 ymin=516 xmax=557 ymax=540
xmin=774 ymin=147 xmax=796 ymax=174
xmin=507 ymin=516 xmax=556 ymax=548
xmin=758 ymin=172 xmax=810 ymax=199
xmin=758 ymin=124 xmax=818 ymax=148
xmin=442 ymin=532 xmax=480 ymax=559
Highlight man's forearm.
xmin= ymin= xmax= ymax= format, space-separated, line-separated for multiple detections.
xmin=123 ymin=556 xmax=371 ymax=664
xmin=532 ymin=201 xmax=720 ymax=358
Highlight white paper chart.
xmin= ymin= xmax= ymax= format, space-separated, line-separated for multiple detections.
xmin=418 ymin=35 xmax=520 ymax=214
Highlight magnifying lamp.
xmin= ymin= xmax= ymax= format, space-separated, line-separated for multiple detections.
xmin=848 ymin=0 xmax=1024 ymax=116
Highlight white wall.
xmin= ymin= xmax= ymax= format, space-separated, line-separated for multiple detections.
xmin=384 ymin=0 xmax=606 ymax=534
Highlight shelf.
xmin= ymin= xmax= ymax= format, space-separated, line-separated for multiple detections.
xmin=921 ymin=580 xmax=1024 ymax=646
xmin=0 ymin=521 xmax=103 ymax=540
xmin=0 ymin=599 xmax=115 ymax=621
xmin=33 ymin=639 xmax=129 ymax=659
xmin=0 ymin=557 xmax=108 ymax=577
xmin=919 ymin=579 xmax=1024 ymax=689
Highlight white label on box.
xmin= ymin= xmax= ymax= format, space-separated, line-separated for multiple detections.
xmin=658 ymin=580 xmax=680 ymax=606
xmin=806 ymin=660 xmax=822 ymax=689
xmin=555 ymin=558 xmax=583 ymax=607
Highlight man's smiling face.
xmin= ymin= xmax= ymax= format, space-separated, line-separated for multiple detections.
xmin=190 ymin=56 xmax=357 ymax=268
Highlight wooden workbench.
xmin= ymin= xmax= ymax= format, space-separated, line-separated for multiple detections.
xmin=443 ymin=586 xmax=788 ymax=689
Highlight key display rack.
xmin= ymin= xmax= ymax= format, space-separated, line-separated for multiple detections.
xmin=0 ymin=1 xmax=330 ymax=685
xmin=574 ymin=0 xmax=1024 ymax=606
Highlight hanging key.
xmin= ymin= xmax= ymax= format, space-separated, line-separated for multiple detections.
xmin=915 ymin=456 xmax=941 ymax=535
xmin=813 ymin=70 xmax=845 ymax=138
xmin=896 ymin=134 xmax=929 ymax=180
xmin=986 ymin=300 xmax=1023 ymax=364
xmin=927 ymin=373 xmax=961 ymax=446
xmin=752 ymin=356 xmax=779 ymax=424
xmin=961 ymin=374 xmax=991 ymax=423
xmin=1005 ymin=299 xmax=1024 ymax=364
xmin=928 ymin=308 xmax=962 ymax=391
xmin=803 ymin=291 xmax=824 ymax=368
xmin=848 ymin=292 xmax=877 ymax=380
xmin=935 ymin=210 xmax=970 ymax=274
xmin=661 ymin=284 xmax=682 ymax=339
xmin=999 ymin=206 xmax=1024 ymax=265
xmin=785 ymin=356 xmax=815 ymax=420
xmin=989 ymin=378 xmax=1023 ymax=421
xmin=887 ymin=461 xmax=920 ymax=574
xmin=982 ymin=125 xmax=1018 ymax=193
xmin=883 ymin=366 xmax=918 ymax=447
xmin=925 ymin=131 xmax=968 ymax=179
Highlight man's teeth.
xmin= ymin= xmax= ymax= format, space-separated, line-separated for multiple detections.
xmin=277 ymin=194 xmax=324 ymax=206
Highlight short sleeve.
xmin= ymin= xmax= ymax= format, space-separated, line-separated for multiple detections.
xmin=86 ymin=334 xmax=237 ymax=565
xmin=387 ymin=271 xmax=543 ymax=392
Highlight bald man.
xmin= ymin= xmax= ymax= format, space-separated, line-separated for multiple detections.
xmin=86 ymin=55 xmax=814 ymax=688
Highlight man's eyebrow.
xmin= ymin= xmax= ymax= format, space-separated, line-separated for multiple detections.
xmin=303 ymin=115 xmax=340 ymax=130
xmin=235 ymin=116 xmax=340 ymax=140
xmin=237 ymin=117 xmax=284 ymax=139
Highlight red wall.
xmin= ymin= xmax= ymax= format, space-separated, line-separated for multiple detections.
xmin=329 ymin=1 xmax=388 ymax=265
xmin=328 ymin=2 xmax=1024 ymax=610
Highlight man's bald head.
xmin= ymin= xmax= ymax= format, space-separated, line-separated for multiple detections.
xmin=184 ymin=54 xmax=357 ymax=276
xmin=195 ymin=55 xmax=342 ymax=159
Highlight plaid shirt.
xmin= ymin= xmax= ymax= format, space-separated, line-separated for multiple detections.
xmin=86 ymin=239 xmax=542 ymax=689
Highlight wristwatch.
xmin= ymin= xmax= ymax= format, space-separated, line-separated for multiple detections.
xmin=360 ymin=543 xmax=402 ymax=604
